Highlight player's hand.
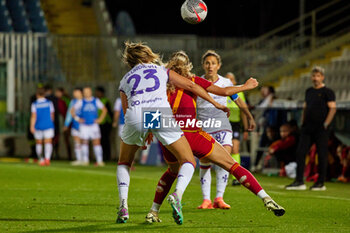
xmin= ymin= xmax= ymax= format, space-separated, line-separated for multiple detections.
xmin=112 ymin=122 xmax=118 ymax=128
xmin=244 ymin=77 xmax=259 ymax=90
xmin=79 ymin=118 xmax=85 ymax=123
xmin=247 ymin=118 xmax=256 ymax=131
xmin=215 ymin=103 xmax=230 ymax=117
xmin=30 ymin=127 xmax=35 ymax=134
xmin=95 ymin=118 xmax=102 ymax=124
xmin=63 ymin=126 xmax=69 ymax=132
xmin=268 ymin=148 xmax=275 ymax=154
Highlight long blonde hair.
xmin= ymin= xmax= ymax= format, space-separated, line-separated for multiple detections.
xmin=166 ymin=51 xmax=195 ymax=93
xmin=122 ymin=41 xmax=162 ymax=68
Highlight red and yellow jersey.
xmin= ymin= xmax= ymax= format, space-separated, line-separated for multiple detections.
xmin=167 ymin=76 xmax=212 ymax=131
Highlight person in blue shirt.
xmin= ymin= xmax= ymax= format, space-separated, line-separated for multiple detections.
xmin=71 ymin=87 xmax=107 ymax=166
xmin=30 ymin=87 xmax=55 ymax=166
xmin=64 ymin=87 xmax=84 ymax=165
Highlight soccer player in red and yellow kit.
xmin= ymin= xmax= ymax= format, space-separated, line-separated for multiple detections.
xmin=146 ymin=51 xmax=285 ymax=224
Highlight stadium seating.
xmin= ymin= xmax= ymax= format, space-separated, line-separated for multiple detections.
xmin=40 ymin=0 xmax=99 ymax=35
xmin=0 ymin=0 xmax=12 ymax=32
xmin=273 ymin=45 xmax=350 ymax=103
xmin=0 ymin=0 xmax=47 ymax=32
xmin=24 ymin=0 xmax=48 ymax=32
xmin=6 ymin=0 xmax=30 ymax=32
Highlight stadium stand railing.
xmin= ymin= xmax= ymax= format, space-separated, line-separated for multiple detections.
xmin=219 ymin=0 xmax=350 ymax=87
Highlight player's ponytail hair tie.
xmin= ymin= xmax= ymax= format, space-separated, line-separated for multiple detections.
xmin=122 ymin=41 xmax=163 ymax=68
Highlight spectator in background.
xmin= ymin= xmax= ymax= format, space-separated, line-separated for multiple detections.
xmin=55 ymin=87 xmax=72 ymax=160
xmin=226 ymin=72 xmax=249 ymax=185
xmin=57 ymin=87 xmax=70 ymax=108
xmin=112 ymin=97 xmax=125 ymax=160
xmin=30 ymin=87 xmax=55 ymax=166
xmin=267 ymin=122 xmax=298 ymax=177
xmin=286 ymin=66 xmax=336 ymax=191
xmin=337 ymin=145 xmax=350 ymax=183
xmin=252 ymin=86 xmax=276 ymax=172
xmin=44 ymin=84 xmax=60 ymax=159
xmin=95 ymin=86 xmax=113 ymax=161
xmin=64 ymin=88 xmax=85 ymax=165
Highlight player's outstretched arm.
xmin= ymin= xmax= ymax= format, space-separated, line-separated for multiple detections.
xmin=169 ymin=70 xmax=229 ymax=113
xmin=234 ymin=97 xmax=256 ymax=131
xmin=206 ymin=78 xmax=259 ymax=96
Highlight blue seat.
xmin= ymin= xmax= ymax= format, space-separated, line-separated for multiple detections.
xmin=0 ymin=3 xmax=13 ymax=32
xmin=23 ymin=0 xmax=48 ymax=32
xmin=6 ymin=0 xmax=30 ymax=32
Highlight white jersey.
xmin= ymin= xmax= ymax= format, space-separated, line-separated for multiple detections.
xmin=197 ymin=75 xmax=233 ymax=133
xmin=119 ymin=63 xmax=172 ymax=125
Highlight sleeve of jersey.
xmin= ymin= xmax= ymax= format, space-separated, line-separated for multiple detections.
xmin=326 ymin=88 xmax=336 ymax=101
xmin=31 ymin=103 xmax=36 ymax=113
xmin=114 ymin=98 xmax=121 ymax=112
xmin=96 ymin=98 xmax=105 ymax=109
xmin=194 ymin=76 xmax=212 ymax=89
xmin=73 ymin=100 xmax=82 ymax=111
xmin=64 ymin=102 xmax=73 ymax=127
xmin=49 ymin=101 xmax=55 ymax=113
xmin=230 ymin=94 xmax=239 ymax=101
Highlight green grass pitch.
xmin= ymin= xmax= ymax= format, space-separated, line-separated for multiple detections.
xmin=1 ymin=162 xmax=350 ymax=233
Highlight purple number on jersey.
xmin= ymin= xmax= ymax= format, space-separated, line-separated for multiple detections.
xmin=127 ymin=74 xmax=144 ymax=96
xmin=127 ymin=69 xmax=160 ymax=96
xmin=144 ymin=69 xmax=160 ymax=92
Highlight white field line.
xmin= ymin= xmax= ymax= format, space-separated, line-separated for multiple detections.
xmin=269 ymin=190 xmax=350 ymax=202
xmin=5 ymin=163 xmax=157 ymax=181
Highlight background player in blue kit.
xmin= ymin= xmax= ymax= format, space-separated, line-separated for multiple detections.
xmin=71 ymin=87 xmax=108 ymax=166
xmin=30 ymin=87 xmax=55 ymax=166
xmin=64 ymin=87 xmax=84 ymax=166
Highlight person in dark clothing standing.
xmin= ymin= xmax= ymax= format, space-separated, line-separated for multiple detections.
xmin=286 ymin=66 xmax=336 ymax=191
xmin=95 ymin=86 xmax=113 ymax=161
xmin=44 ymin=84 xmax=60 ymax=159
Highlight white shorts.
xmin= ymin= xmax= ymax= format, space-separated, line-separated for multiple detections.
xmin=71 ymin=128 xmax=80 ymax=137
xmin=34 ymin=128 xmax=54 ymax=140
xmin=209 ymin=130 xmax=233 ymax=147
xmin=121 ymin=123 xmax=183 ymax=147
xmin=118 ymin=124 xmax=124 ymax=138
xmin=79 ymin=124 xmax=101 ymax=140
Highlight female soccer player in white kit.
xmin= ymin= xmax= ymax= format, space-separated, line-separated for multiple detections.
xmin=116 ymin=42 xmax=229 ymax=224
xmin=197 ymin=50 xmax=256 ymax=209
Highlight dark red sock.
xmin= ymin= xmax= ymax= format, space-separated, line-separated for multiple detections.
xmin=342 ymin=166 xmax=348 ymax=176
xmin=153 ymin=168 xmax=177 ymax=205
xmin=230 ymin=163 xmax=263 ymax=195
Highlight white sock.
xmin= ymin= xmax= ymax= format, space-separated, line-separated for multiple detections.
xmin=36 ymin=144 xmax=43 ymax=159
xmin=257 ymin=189 xmax=269 ymax=199
xmin=93 ymin=145 xmax=103 ymax=163
xmin=174 ymin=162 xmax=195 ymax=201
xmin=74 ymin=142 xmax=82 ymax=161
xmin=151 ymin=202 xmax=161 ymax=213
xmin=117 ymin=164 xmax=130 ymax=208
xmin=199 ymin=162 xmax=212 ymax=200
xmin=44 ymin=143 xmax=52 ymax=160
xmin=215 ymin=166 xmax=229 ymax=198
xmin=81 ymin=144 xmax=89 ymax=162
